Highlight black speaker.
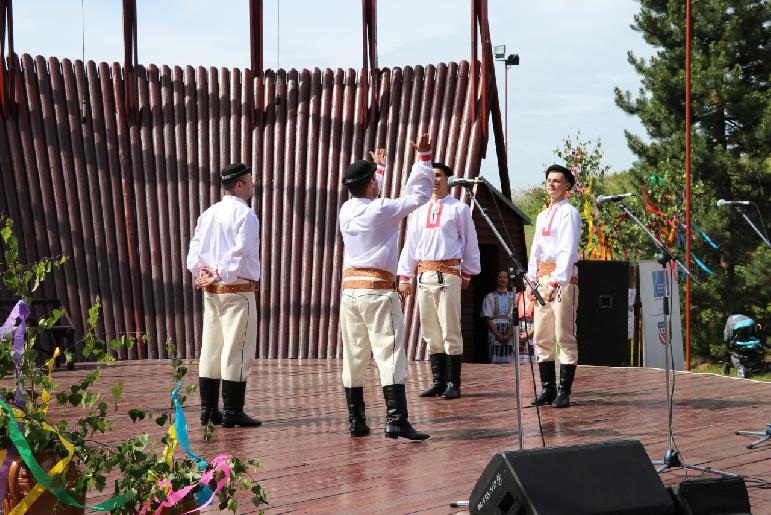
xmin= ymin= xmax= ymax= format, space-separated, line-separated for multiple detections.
xmin=669 ymin=477 xmax=750 ymax=515
xmin=576 ymin=260 xmax=631 ymax=366
xmin=468 ymin=440 xmax=674 ymax=515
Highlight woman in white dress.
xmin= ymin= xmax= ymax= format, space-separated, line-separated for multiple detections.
xmin=481 ymin=270 xmax=516 ymax=364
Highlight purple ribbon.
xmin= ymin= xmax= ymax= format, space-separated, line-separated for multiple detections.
xmin=0 ymin=300 xmax=30 ymax=504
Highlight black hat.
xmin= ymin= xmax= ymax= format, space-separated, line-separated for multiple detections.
xmin=545 ymin=164 xmax=575 ymax=189
xmin=220 ymin=163 xmax=251 ymax=183
xmin=342 ymin=160 xmax=377 ymax=185
xmin=432 ymin=162 xmax=453 ymax=177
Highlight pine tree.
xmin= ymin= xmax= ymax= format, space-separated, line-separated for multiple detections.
xmin=614 ymin=0 xmax=770 ymax=361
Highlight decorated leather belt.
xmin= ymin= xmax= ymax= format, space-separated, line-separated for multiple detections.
xmin=342 ymin=280 xmax=396 ymax=290
xmin=536 ymin=260 xmax=578 ymax=285
xmin=342 ymin=268 xmax=396 ymax=290
xmin=205 ymin=280 xmax=259 ymax=294
xmin=417 ymin=259 xmax=462 ymax=277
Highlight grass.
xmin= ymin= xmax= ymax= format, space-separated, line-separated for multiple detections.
xmin=691 ymin=362 xmax=771 ymax=382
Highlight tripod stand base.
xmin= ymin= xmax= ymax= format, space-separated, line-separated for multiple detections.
xmin=653 ymin=448 xmax=739 ymax=478
xmin=735 ymin=424 xmax=771 ymax=449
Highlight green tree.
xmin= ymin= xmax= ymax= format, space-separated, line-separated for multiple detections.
xmin=614 ymin=0 xmax=771 ymax=361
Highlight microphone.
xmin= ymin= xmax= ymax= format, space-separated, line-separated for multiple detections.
xmin=596 ymin=193 xmax=635 ymax=205
xmin=717 ymin=199 xmax=751 ymax=207
xmin=448 ymin=177 xmax=483 ymax=187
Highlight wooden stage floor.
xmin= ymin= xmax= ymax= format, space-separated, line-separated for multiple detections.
xmin=44 ymin=360 xmax=771 ymax=513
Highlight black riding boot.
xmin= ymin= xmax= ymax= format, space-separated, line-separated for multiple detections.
xmin=553 ymin=364 xmax=577 ymax=408
xmin=532 ymin=361 xmax=557 ymax=405
xmin=344 ymin=387 xmax=370 ymax=437
xmin=199 ymin=377 xmax=223 ymax=425
xmin=420 ymin=353 xmax=447 ymax=397
xmin=222 ymin=380 xmax=262 ymax=428
xmin=383 ymin=384 xmax=429 ymax=441
xmin=442 ymin=355 xmax=462 ymax=400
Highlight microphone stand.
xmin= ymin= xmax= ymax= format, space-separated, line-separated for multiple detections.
xmin=731 ymin=205 xmax=771 ymax=248
xmin=730 ymin=203 xmax=770 ymax=447
xmin=468 ymin=181 xmax=545 ymax=450
xmin=615 ymin=199 xmax=736 ymax=477
xmin=450 ymin=181 xmax=546 ymax=510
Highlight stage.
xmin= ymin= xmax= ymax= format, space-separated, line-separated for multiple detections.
xmin=48 ymin=360 xmax=771 ymax=513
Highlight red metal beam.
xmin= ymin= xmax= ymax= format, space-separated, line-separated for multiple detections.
xmin=0 ymin=0 xmax=15 ymax=117
xmin=470 ymin=0 xmax=490 ymax=146
xmin=122 ymin=0 xmax=138 ymax=120
xmin=362 ymin=0 xmax=378 ymax=132
xmin=479 ymin=0 xmax=488 ymax=141
xmin=685 ymin=0 xmax=692 ymax=370
xmin=249 ymin=0 xmax=264 ymax=129
xmin=470 ymin=0 xmax=477 ymax=125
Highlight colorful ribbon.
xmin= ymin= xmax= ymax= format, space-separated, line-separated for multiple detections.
xmin=1 ymin=302 xmax=127 ymax=513
xmin=0 ymin=400 xmax=128 ymax=512
xmin=691 ymin=222 xmax=719 ymax=249
xmin=0 ymin=301 xmax=30 ymax=506
xmin=138 ymin=382 xmax=232 ymax=514
xmin=0 ymin=300 xmax=30 ymax=407
xmin=170 ymin=383 xmax=207 ymax=472
xmin=141 ymin=455 xmax=232 ymax=515
xmin=5 ymin=350 xmax=63 ymax=514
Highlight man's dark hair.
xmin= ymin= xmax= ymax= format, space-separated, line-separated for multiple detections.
xmin=545 ymin=164 xmax=575 ymax=189
xmin=346 ymin=175 xmax=372 ymax=198
xmin=222 ymin=175 xmax=246 ymax=191
xmin=433 ymin=162 xmax=453 ymax=177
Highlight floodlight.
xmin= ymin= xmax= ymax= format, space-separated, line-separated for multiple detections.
xmin=506 ymin=54 xmax=520 ymax=66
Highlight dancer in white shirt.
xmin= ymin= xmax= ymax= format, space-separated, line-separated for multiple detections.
xmin=339 ymin=135 xmax=433 ymax=440
xmin=398 ymin=163 xmax=480 ymax=399
xmin=187 ymin=163 xmax=262 ymax=428
xmin=526 ymin=164 xmax=582 ymax=408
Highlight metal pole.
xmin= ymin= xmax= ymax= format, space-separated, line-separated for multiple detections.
xmin=504 ymin=64 xmax=508 ymax=153
xmin=684 ymin=0 xmax=692 ymax=370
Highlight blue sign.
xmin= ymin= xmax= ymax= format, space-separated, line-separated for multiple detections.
xmin=652 ymin=270 xmax=666 ymax=298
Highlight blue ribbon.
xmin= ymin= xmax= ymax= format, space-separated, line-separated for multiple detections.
xmin=691 ymin=254 xmax=715 ymax=275
xmin=170 ymin=382 xmax=213 ymax=505
xmin=692 ymin=222 xmax=719 ymax=249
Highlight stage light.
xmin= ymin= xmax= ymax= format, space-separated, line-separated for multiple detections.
xmin=505 ymin=54 xmax=519 ymax=66
xmin=493 ymin=45 xmax=506 ymax=59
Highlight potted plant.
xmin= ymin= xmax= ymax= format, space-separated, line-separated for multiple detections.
xmin=0 ymin=215 xmax=267 ymax=514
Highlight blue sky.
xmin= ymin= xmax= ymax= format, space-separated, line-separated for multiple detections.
xmin=14 ymin=0 xmax=654 ymax=190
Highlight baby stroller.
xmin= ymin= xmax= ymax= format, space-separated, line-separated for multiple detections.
xmin=722 ymin=314 xmax=766 ymax=378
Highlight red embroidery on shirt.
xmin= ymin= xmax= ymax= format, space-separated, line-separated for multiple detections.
xmin=425 ymin=201 xmax=444 ymax=228
xmin=541 ymin=203 xmax=561 ymax=236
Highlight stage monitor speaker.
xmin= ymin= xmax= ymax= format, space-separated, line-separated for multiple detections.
xmin=669 ymin=477 xmax=750 ymax=515
xmin=576 ymin=260 xmax=630 ymax=366
xmin=468 ymin=439 xmax=674 ymax=515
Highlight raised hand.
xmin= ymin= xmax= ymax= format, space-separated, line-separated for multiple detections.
xmin=410 ymin=133 xmax=431 ymax=153
xmin=369 ymin=148 xmax=386 ymax=166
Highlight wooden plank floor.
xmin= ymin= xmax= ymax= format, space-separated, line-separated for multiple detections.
xmin=30 ymin=360 xmax=771 ymax=513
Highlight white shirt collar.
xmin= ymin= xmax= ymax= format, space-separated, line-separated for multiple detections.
xmin=224 ymin=195 xmax=248 ymax=206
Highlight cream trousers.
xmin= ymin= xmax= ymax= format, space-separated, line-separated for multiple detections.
xmin=199 ymin=289 xmax=257 ymax=382
xmin=417 ymin=271 xmax=463 ymax=356
xmin=533 ymin=276 xmax=579 ymax=365
xmin=340 ymin=287 xmax=407 ymax=388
